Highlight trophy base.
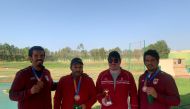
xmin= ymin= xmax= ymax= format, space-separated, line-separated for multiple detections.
xmin=106 ymin=101 xmax=112 ymax=105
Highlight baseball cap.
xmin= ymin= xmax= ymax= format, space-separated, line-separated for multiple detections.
xmin=70 ymin=57 xmax=83 ymax=66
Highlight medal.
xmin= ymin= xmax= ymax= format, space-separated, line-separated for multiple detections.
xmin=73 ymin=76 xmax=82 ymax=101
xmin=142 ymin=86 xmax=147 ymax=92
xmin=74 ymin=95 xmax=80 ymax=101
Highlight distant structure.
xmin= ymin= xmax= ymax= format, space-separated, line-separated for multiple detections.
xmin=159 ymin=59 xmax=189 ymax=77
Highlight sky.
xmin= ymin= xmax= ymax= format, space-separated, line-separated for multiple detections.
xmin=0 ymin=0 xmax=190 ymax=51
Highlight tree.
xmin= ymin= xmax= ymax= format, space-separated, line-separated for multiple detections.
xmin=145 ymin=40 xmax=170 ymax=58
xmin=77 ymin=43 xmax=89 ymax=58
xmin=108 ymin=47 xmax=122 ymax=55
xmin=77 ymin=43 xmax=84 ymax=51
xmin=99 ymin=48 xmax=107 ymax=60
xmin=90 ymin=49 xmax=99 ymax=60
xmin=133 ymin=49 xmax=143 ymax=60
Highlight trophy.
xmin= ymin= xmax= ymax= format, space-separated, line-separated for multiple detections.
xmin=104 ymin=89 xmax=112 ymax=105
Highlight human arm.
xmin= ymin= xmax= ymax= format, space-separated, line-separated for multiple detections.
xmin=54 ymin=78 xmax=64 ymax=109
xmin=155 ymin=75 xmax=180 ymax=106
xmin=129 ymin=73 xmax=138 ymax=109
xmin=51 ymin=82 xmax=58 ymax=91
xmin=81 ymin=78 xmax=97 ymax=108
xmin=138 ymin=75 xmax=143 ymax=108
xmin=96 ymin=73 xmax=105 ymax=105
xmin=9 ymin=71 xmax=34 ymax=101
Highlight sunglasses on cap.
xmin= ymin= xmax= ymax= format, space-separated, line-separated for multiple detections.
xmin=108 ymin=58 xmax=119 ymax=63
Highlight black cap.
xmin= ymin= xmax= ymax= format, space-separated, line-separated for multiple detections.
xmin=108 ymin=51 xmax=121 ymax=61
xmin=70 ymin=57 xmax=83 ymax=66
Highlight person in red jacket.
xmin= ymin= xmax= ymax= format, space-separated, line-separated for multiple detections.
xmin=54 ymin=57 xmax=97 ymax=109
xmin=9 ymin=46 xmax=57 ymax=109
xmin=96 ymin=51 xmax=138 ymax=109
xmin=138 ymin=49 xmax=180 ymax=109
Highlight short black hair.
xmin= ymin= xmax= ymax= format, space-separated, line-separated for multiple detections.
xmin=108 ymin=51 xmax=121 ymax=61
xmin=70 ymin=57 xmax=83 ymax=67
xmin=28 ymin=46 xmax=45 ymax=57
xmin=143 ymin=49 xmax=160 ymax=62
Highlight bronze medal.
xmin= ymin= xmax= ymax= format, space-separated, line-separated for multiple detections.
xmin=74 ymin=95 xmax=80 ymax=101
xmin=142 ymin=86 xmax=147 ymax=92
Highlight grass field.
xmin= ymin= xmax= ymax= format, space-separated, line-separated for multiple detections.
xmin=0 ymin=61 xmax=190 ymax=109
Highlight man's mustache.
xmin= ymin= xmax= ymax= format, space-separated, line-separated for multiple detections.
xmin=36 ymin=59 xmax=43 ymax=62
xmin=147 ymin=64 xmax=153 ymax=67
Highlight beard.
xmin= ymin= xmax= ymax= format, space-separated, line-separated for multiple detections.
xmin=72 ymin=71 xmax=82 ymax=77
xmin=38 ymin=64 xmax=45 ymax=70
xmin=36 ymin=59 xmax=44 ymax=67
xmin=146 ymin=64 xmax=158 ymax=72
xmin=35 ymin=60 xmax=45 ymax=71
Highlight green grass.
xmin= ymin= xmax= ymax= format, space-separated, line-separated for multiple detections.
xmin=172 ymin=78 xmax=190 ymax=109
xmin=0 ymin=61 xmax=30 ymax=69
xmin=169 ymin=52 xmax=190 ymax=60
xmin=186 ymin=60 xmax=190 ymax=65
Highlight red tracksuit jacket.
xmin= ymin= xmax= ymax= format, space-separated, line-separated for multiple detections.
xmin=138 ymin=70 xmax=180 ymax=109
xmin=9 ymin=66 xmax=53 ymax=109
xmin=96 ymin=68 xmax=138 ymax=109
xmin=54 ymin=73 xmax=97 ymax=109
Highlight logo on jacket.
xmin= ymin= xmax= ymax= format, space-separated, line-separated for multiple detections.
xmin=153 ymin=78 xmax=159 ymax=85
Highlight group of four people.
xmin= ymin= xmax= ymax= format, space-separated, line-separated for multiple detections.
xmin=9 ymin=46 xmax=180 ymax=109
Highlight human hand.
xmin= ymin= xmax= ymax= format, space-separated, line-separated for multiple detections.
xmin=146 ymin=87 xmax=157 ymax=98
xmin=80 ymin=104 xmax=86 ymax=109
xmin=101 ymin=97 xmax=112 ymax=107
xmin=31 ymin=84 xmax=41 ymax=94
xmin=30 ymin=80 xmax=44 ymax=94
xmin=37 ymin=80 xmax=44 ymax=89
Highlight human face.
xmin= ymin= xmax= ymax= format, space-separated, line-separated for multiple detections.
xmin=108 ymin=58 xmax=121 ymax=71
xmin=29 ymin=50 xmax=45 ymax=70
xmin=71 ymin=64 xmax=83 ymax=77
xmin=144 ymin=55 xmax=159 ymax=73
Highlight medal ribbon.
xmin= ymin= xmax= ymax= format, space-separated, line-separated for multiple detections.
xmin=32 ymin=67 xmax=42 ymax=81
xmin=73 ymin=76 xmax=82 ymax=95
xmin=144 ymin=69 xmax=160 ymax=86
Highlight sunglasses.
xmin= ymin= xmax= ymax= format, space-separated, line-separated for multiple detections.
xmin=108 ymin=58 xmax=119 ymax=63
